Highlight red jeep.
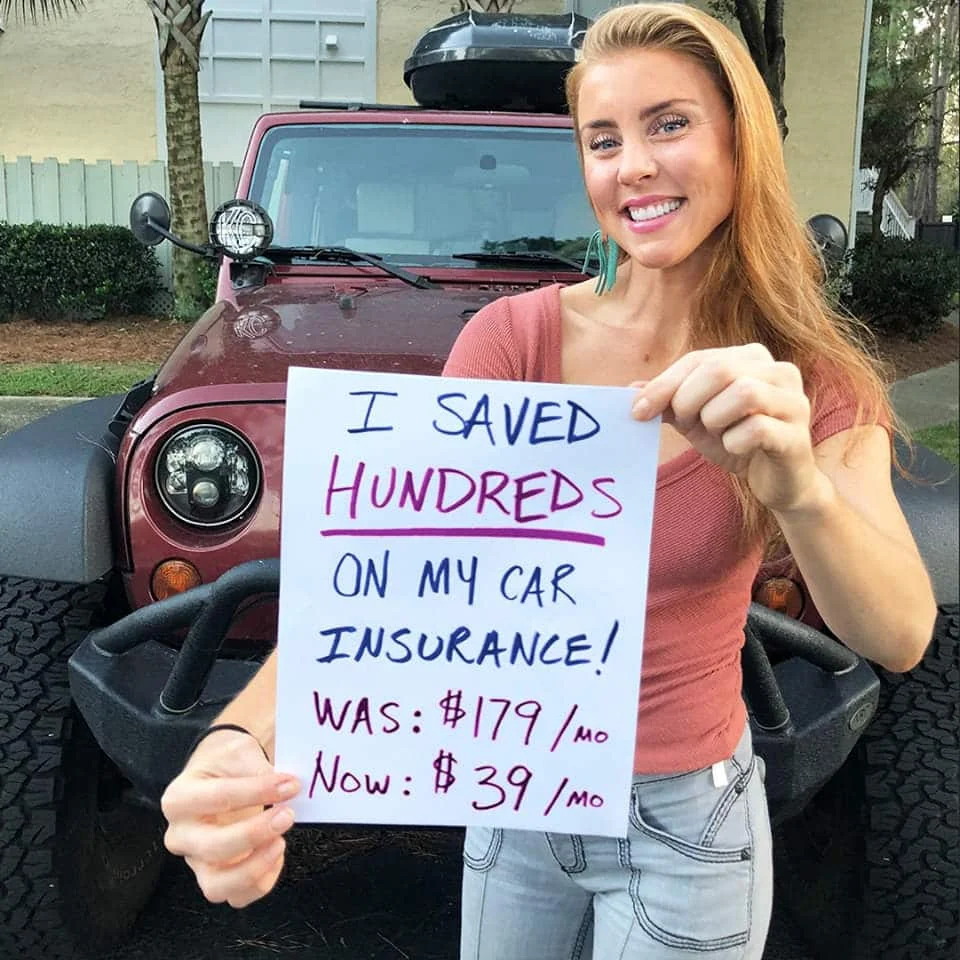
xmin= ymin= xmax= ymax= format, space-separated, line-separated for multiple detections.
xmin=0 ymin=13 xmax=956 ymax=960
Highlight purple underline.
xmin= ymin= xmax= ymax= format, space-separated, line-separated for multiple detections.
xmin=319 ymin=527 xmax=606 ymax=546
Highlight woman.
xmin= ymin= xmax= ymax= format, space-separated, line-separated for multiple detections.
xmin=160 ymin=4 xmax=936 ymax=958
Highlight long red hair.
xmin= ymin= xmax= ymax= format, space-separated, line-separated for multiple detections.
xmin=566 ymin=3 xmax=896 ymax=545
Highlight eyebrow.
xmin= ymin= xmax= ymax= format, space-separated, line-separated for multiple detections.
xmin=579 ymin=98 xmax=698 ymax=133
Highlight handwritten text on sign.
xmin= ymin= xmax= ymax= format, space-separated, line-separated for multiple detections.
xmin=274 ymin=368 xmax=659 ymax=836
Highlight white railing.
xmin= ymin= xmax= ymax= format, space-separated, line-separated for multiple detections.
xmin=0 ymin=156 xmax=241 ymax=290
xmin=856 ymin=167 xmax=917 ymax=240
xmin=881 ymin=189 xmax=916 ymax=239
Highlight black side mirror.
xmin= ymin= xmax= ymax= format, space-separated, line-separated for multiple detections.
xmin=128 ymin=192 xmax=212 ymax=258
xmin=129 ymin=192 xmax=172 ymax=247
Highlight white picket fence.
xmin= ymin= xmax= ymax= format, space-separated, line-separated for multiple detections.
xmin=0 ymin=156 xmax=241 ymax=294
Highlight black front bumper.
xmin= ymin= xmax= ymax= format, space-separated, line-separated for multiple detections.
xmin=69 ymin=560 xmax=880 ymax=819
xmin=69 ymin=559 xmax=278 ymax=801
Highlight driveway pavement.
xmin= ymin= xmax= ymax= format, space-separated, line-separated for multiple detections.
xmin=889 ymin=361 xmax=959 ymax=429
xmin=0 ymin=395 xmax=88 ymax=438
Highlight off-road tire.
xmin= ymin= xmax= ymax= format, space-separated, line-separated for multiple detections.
xmin=0 ymin=577 xmax=167 ymax=959
xmin=775 ymin=603 xmax=959 ymax=960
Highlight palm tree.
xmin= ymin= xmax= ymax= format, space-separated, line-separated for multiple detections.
xmin=456 ymin=1 xmax=521 ymax=10
xmin=2 ymin=0 xmax=212 ymax=318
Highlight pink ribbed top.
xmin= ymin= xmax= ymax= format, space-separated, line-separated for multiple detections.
xmin=443 ymin=284 xmax=860 ymax=773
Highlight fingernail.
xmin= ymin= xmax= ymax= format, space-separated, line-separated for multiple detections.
xmin=271 ymin=807 xmax=295 ymax=832
xmin=632 ymin=398 xmax=650 ymax=418
xmin=277 ymin=779 xmax=299 ymax=798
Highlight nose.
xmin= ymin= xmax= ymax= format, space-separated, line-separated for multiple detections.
xmin=617 ymin=136 xmax=657 ymax=185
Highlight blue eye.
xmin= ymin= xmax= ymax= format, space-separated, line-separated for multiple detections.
xmin=655 ymin=115 xmax=689 ymax=135
xmin=588 ymin=135 xmax=619 ymax=152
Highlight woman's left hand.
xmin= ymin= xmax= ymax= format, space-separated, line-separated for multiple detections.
xmin=632 ymin=344 xmax=823 ymax=513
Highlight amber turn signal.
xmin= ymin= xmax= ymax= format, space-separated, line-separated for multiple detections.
xmin=753 ymin=577 xmax=805 ymax=619
xmin=151 ymin=559 xmax=202 ymax=601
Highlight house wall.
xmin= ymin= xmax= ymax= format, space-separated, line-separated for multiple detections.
xmin=0 ymin=0 xmax=158 ymax=162
xmin=780 ymin=0 xmax=866 ymax=224
xmin=376 ymin=0 xmax=567 ymax=105
xmin=0 ymin=0 xmax=865 ymax=228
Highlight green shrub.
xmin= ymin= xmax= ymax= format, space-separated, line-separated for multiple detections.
xmin=843 ymin=235 xmax=960 ymax=340
xmin=0 ymin=222 xmax=162 ymax=322
xmin=198 ymin=259 xmax=220 ymax=312
xmin=821 ymin=258 xmax=849 ymax=310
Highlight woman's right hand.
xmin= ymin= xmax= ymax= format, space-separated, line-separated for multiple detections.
xmin=161 ymin=729 xmax=301 ymax=908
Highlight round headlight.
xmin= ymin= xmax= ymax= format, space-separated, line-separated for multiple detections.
xmin=209 ymin=200 xmax=273 ymax=261
xmin=155 ymin=424 xmax=260 ymax=527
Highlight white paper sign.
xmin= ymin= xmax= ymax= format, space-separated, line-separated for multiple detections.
xmin=275 ymin=367 xmax=659 ymax=836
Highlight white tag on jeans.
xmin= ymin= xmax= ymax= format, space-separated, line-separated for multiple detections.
xmin=711 ymin=761 xmax=729 ymax=789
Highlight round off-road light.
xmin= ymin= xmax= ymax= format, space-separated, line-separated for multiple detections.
xmin=209 ymin=200 xmax=273 ymax=261
xmin=151 ymin=559 xmax=202 ymax=601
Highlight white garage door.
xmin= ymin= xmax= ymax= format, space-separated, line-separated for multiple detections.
xmin=196 ymin=0 xmax=376 ymax=162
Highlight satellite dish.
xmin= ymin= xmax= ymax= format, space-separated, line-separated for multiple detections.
xmin=806 ymin=214 xmax=849 ymax=267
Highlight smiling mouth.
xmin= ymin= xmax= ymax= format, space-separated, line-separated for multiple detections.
xmin=624 ymin=199 xmax=684 ymax=223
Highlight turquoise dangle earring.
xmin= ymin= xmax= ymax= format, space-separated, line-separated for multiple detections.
xmin=583 ymin=230 xmax=619 ymax=295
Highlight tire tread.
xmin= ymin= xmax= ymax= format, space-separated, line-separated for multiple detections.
xmin=0 ymin=576 xmax=107 ymax=960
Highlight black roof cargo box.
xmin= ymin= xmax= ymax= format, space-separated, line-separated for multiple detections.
xmin=403 ymin=12 xmax=590 ymax=114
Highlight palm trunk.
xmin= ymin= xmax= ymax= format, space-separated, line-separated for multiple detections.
xmin=148 ymin=0 xmax=213 ymax=318
xmin=164 ymin=45 xmax=208 ymax=317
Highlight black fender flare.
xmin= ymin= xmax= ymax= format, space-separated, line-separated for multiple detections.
xmin=893 ymin=441 xmax=959 ymax=605
xmin=0 ymin=396 xmax=122 ymax=584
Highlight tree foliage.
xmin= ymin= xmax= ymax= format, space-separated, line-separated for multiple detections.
xmin=860 ymin=0 xmax=947 ymax=238
xmin=0 ymin=0 xmax=80 ymax=19
xmin=906 ymin=0 xmax=959 ymax=222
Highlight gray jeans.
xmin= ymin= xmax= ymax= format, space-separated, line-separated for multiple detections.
xmin=460 ymin=726 xmax=772 ymax=959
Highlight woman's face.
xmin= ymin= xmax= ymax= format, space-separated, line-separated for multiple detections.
xmin=576 ymin=48 xmax=736 ymax=272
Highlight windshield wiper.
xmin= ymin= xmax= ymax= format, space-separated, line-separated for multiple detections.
xmin=268 ymin=245 xmax=435 ymax=289
xmin=451 ymin=250 xmax=595 ymax=274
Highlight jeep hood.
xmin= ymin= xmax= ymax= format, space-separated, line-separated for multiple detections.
xmin=152 ymin=280 xmax=523 ymax=396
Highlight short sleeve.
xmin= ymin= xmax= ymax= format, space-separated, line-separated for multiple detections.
xmin=807 ymin=362 xmax=890 ymax=446
xmin=442 ymin=296 xmax=522 ymax=381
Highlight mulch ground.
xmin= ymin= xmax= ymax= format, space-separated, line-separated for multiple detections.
xmin=0 ymin=316 xmax=187 ymax=365
xmin=872 ymin=321 xmax=959 ymax=380
xmin=1 ymin=315 xmax=957 ymax=381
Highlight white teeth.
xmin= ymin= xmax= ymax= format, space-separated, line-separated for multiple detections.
xmin=627 ymin=199 xmax=682 ymax=222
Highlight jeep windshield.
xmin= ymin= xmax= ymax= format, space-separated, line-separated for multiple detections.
xmin=247 ymin=123 xmax=596 ymax=269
